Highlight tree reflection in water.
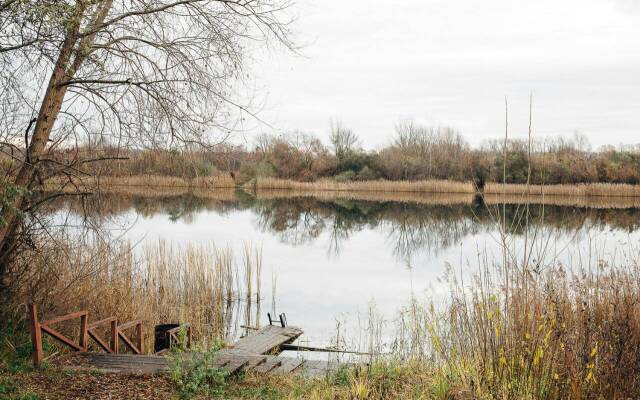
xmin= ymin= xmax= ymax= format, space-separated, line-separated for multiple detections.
xmin=44 ymin=190 xmax=640 ymax=263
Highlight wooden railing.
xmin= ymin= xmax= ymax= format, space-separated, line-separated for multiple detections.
xmin=117 ymin=320 xmax=144 ymax=355
xmin=29 ymin=304 xmax=145 ymax=367
xmin=29 ymin=304 xmax=88 ymax=366
xmin=87 ymin=317 xmax=118 ymax=353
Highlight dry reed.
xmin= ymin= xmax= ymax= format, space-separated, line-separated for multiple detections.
xmin=253 ymin=177 xmax=475 ymax=194
xmin=45 ymin=174 xmax=236 ymax=191
xmin=7 ymin=239 xmax=263 ymax=353
xmin=255 ymin=188 xmax=474 ymax=205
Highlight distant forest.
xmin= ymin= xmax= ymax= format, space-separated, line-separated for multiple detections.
xmin=23 ymin=122 xmax=640 ymax=186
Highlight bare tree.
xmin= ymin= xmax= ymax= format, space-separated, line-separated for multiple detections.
xmin=329 ymin=120 xmax=358 ymax=160
xmin=0 ymin=0 xmax=295 ymax=288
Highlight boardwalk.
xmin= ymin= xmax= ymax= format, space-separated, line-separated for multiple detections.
xmin=69 ymin=325 xmax=342 ymax=378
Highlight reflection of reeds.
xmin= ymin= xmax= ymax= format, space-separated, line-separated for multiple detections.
xmin=485 ymin=182 xmax=640 ymax=197
xmin=253 ymin=178 xmax=475 ymax=194
xmin=484 ymin=193 xmax=640 ymax=208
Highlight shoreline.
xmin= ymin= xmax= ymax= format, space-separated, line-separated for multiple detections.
xmin=45 ymin=175 xmax=640 ymax=196
xmin=40 ymin=175 xmax=640 ymax=208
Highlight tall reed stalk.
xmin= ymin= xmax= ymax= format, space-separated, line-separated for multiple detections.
xmin=6 ymin=239 xmax=264 ymax=352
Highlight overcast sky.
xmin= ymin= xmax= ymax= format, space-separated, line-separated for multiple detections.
xmin=248 ymin=0 xmax=640 ymax=149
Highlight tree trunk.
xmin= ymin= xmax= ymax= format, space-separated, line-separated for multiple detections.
xmin=0 ymin=25 xmax=80 ymax=271
xmin=0 ymin=1 xmax=114 ymax=292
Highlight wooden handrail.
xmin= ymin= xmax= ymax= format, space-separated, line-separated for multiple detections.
xmin=117 ymin=320 xmax=143 ymax=354
xmin=87 ymin=317 xmax=118 ymax=354
xmin=117 ymin=320 xmax=143 ymax=330
xmin=29 ymin=304 xmax=88 ymax=367
xmin=88 ymin=316 xmax=117 ymax=329
xmin=43 ymin=311 xmax=88 ymax=326
xmin=29 ymin=304 xmax=193 ymax=365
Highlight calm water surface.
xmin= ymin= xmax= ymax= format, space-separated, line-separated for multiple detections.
xmin=54 ymin=191 xmax=640 ymax=347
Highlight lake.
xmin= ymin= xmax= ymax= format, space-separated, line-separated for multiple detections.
xmin=50 ymin=189 xmax=640 ymax=351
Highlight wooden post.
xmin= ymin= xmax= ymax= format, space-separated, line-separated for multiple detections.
xmin=136 ymin=322 xmax=143 ymax=354
xmin=187 ymin=326 xmax=192 ymax=349
xmin=110 ymin=319 xmax=118 ymax=354
xmin=29 ymin=304 xmax=43 ymax=367
xmin=79 ymin=313 xmax=88 ymax=351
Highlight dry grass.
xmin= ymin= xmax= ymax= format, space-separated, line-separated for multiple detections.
xmin=45 ymin=174 xmax=236 ymax=191
xmin=44 ymin=175 xmax=237 ymax=198
xmin=485 ymin=182 xmax=640 ymax=197
xmin=3 ymin=209 xmax=640 ymax=399
xmin=376 ymin=226 xmax=640 ymax=399
xmin=42 ymin=174 xmax=640 ymax=203
xmin=6 ymin=239 xmax=262 ymax=353
xmin=255 ymin=188 xmax=475 ymax=205
xmin=252 ymin=177 xmax=475 ymax=194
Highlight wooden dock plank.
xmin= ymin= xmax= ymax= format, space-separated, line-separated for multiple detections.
xmin=242 ymin=355 xmax=268 ymax=370
xmin=70 ymin=352 xmax=344 ymax=378
xmin=251 ymin=357 xmax=282 ymax=373
xmin=231 ymin=325 xmax=303 ymax=354
xmin=269 ymin=357 xmax=304 ymax=375
xmin=223 ymin=358 xmax=249 ymax=374
xmin=66 ymin=324 xmax=353 ymax=378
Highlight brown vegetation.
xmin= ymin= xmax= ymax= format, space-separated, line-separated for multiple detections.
xmin=256 ymin=189 xmax=475 ymax=205
xmin=3 ymin=236 xmax=640 ymax=399
xmin=25 ymin=124 xmax=640 ymax=193
xmin=252 ymin=177 xmax=474 ymax=193
xmin=388 ymin=256 xmax=640 ymax=399
xmin=3 ymin=239 xmax=263 ymax=353
xmin=484 ymin=182 xmax=640 ymax=197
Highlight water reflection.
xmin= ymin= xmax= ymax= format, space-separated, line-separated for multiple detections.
xmin=43 ymin=190 xmax=640 ymax=264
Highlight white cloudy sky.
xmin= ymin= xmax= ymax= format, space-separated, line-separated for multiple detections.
xmin=247 ymin=0 xmax=640 ymax=149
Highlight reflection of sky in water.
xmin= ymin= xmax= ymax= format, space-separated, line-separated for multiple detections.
xmin=52 ymin=195 xmax=640 ymax=349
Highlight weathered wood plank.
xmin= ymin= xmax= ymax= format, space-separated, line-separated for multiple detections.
xmin=81 ymin=353 xmax=167 ymax=364
xmin=242 ymin=355 xmax=268 ymax=370
xmin=67 ymin=321 xmax=350 ymax=379
xmin=269 ymin=357 xmax=304 ymax=375
xmin=223 ymin=358 xmax=249 ymax=374
xmin=70 ymin=352 xmax=345 ymax=378
xmin=251 ymin=357 xmax=282 ymax=373
xmin=230 ymin=325 xmax=303 ymax=355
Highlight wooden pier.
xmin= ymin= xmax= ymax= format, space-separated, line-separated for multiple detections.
xmin=68 ymin=325 xmax=341 ymax=378
xmin=29 ymin=305 xmax=350 ymax=379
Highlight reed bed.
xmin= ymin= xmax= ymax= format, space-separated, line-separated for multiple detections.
xmin=255 ymin=188 xmax=474 ymax=206
xmin=45 ymin=174 xmax=236 ymax=191
xmin=381 ymin=255 xmax=640 ymax=399
xmin=43 ymin=174 xmax=640 ymax=203
xmin=484 ymin=182 xmax=640 ymax=197
xmin=253 ymin=177 xmax=475 ymax=194
xmin=44 ymin=176 xmax=237 ymax=199
xmin=6 ymin=239 xmax=263 ymax=352
xmin=483 ymin=193 xmax=640 ymax=209
xmin=84 ymin=185 xmax=238 ymax=200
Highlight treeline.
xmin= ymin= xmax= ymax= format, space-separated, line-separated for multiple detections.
xmin=69 ymin=121 xmax=640 ymax=185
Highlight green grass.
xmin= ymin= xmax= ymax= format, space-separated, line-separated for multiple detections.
xmin=168 ymin=346 xmax=229 ymax=399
